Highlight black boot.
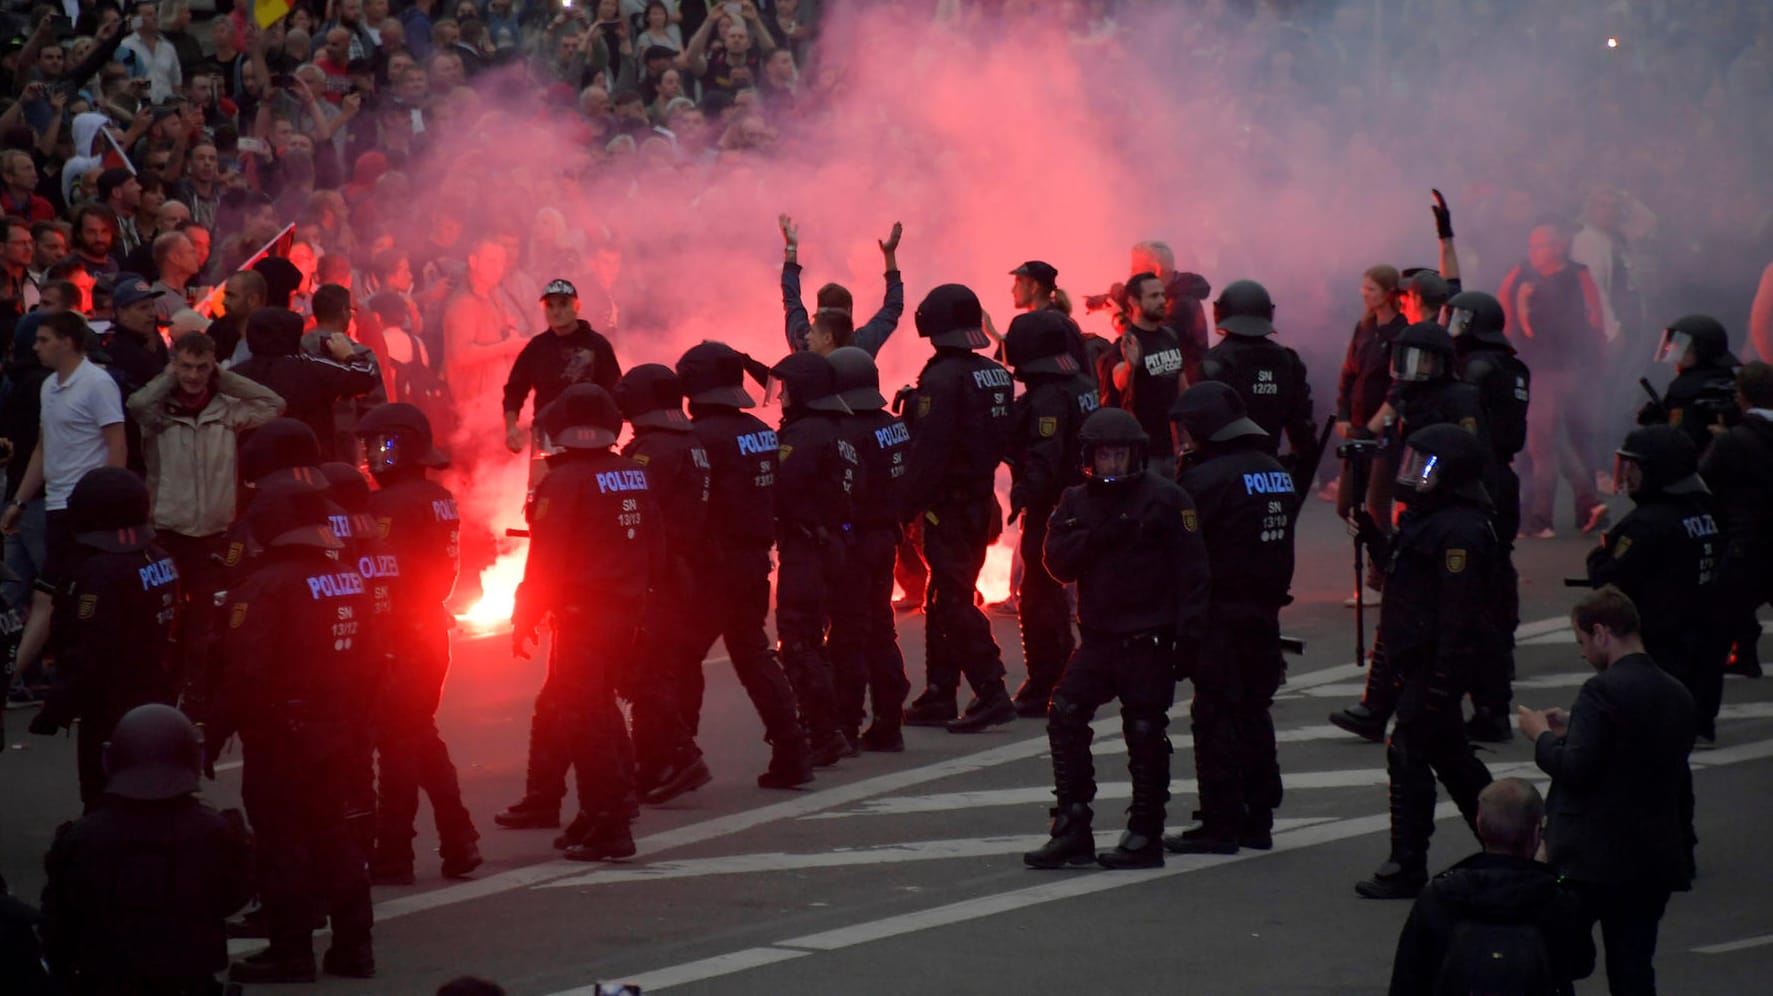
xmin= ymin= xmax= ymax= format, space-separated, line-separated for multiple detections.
xmin=643 ymin=754 xmax=713 ymax=805
xmin=1097 ymin=829 xmax=1164 ymax=869
xmin=1355 ymin=858 xmax=1427 ymax=899
xmin=230 ymin=945 xmax=318 ymax=984
xmin=1162 ymin=823 xmax=1239 ymax=855
xmin=1238 ymin=810 xmax=1275 ymax=851
xmin=321 ymin=943 xmax=377 ymax=979
xmin=1012 ymin=678 xmax=1052 ymax=718
xmin=1329 ymin=702 xmax=1388 ymax=743
xmin=1463 ymin=707 xmax=1513 ymax=743
xmin=946 ymin=686 xmax=1015 ymax=733
xmin=563 ymin=813 xmax=637 ymax=862
xmin=757 ymin=732 xmax=814 ymax=789
xmin=858 ymin=723 xmax=904 ymax=752
xmin=1024 ymin=803 xmax=1095 ymax=869
xmin=554 ymin=811 xmax=592 ymax=850
xmin=808 ymin=728 xmax=851 ymax=768
xmin=439 ymin=840 xmax=483 ymax=879
xmin=1102 ymin=722 xmax=1169 ymax=869
xmin=493 ymin=796 xmax=561 ymax=830
xmin=904 ymin=689 xmax=958 ymax=726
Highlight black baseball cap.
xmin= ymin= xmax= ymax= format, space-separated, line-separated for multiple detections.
xmin=541 ymin=278 xmax=578 ymax=300
xmin=1010 ymin=260 xmax=1059 ymax=286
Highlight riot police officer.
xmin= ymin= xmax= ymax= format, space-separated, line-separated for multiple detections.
xmin=1163 ymin=383 xmax=1295 ymax=854
xmin=1355 ymin=425 xmax=1496 ymax=900
xmin=353 ymin=402 xmax=482 ymax=883
xmin=1001 ymin=310 xmax=1097 ymax=717
xmin=828 ymin=346 xmax=913 ymax=751
xmin=674 ymin=341 xmax=812 ymax=788
xmin=1587 ymin=426 xmax=1726 ymax=745
xmin=1024 ymin=408 xmax=1211 ymax=870
xmin=900 ymin=284 xmax=1017 ymax=733
xmin=1200 ymin=279 xmax=1317 ymax=478
xmin=219 ymin=484 xmax=377 ymax=982
xmin=513 ymin=385 xmax=660 ymax=861
xmin=615 ymin=363 xmax=715 ymax=804
xmin=27 ymin=467 xmax=180 ymax=807
xmin=769 ymin=351 xmax=859 ymax=763
xmin=1642 ymin=314 xmax=1740 ymax=454
xmin=41 ymin=703 xmax=253 ymax=993
xmin=1700 ymin=362 xmax=1773 ymax=679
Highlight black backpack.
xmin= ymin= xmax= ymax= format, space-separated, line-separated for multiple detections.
xmin=1433 ymin=919 xmax=1557 ymax=996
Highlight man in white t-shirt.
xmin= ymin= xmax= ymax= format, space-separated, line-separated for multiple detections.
xmin=1 ymin=311 xmax=127 ymax=684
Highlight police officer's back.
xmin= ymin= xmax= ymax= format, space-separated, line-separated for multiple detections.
xmin=1644 ymin=314 xmax=1740 ymax=454
xmin=356 ymin=403 xmax=460 ymax=642
xmin=1200 ymin=280 xmax=1316 ymax=476
xmin=1699 ymin=361 xmax=1773 ymax=678
xmin=679 ymin=342 xmax=780 ymax=552
xmin=1449 ymin=292 xmax=1531 ymax=478
xmin=829 ymin=347 xmax=910 ymax=537
xmin=28 ymin=468 xmax=180 ymax=806
xmin=40 ymin=704 xmax=253 ymax=994
xmin=616 ymin=365 xmax=712 ymax=597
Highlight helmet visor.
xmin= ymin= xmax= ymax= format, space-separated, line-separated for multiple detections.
xmin=1611 ymin=453 xmax=1642 ymax=495
xmin=1654 ymin=329 xmax=1691 ymax=366
xmin=1083 ymin=441 xmax=1144 ymax=483
xmin=764 ymin=374 xmax=787 ymax=408
xmin=1391 ymin=344 xmax=1437 ymax=382
xmin=1446 ymin=307 xmax=1475 ymax=339
xmin=1395 ymin=446 xmax=1442 ymax=493
xmin=1171 ymin=421 xmax=1199 ymax=455
xmin=365 ymin=433 xmax=403 ymax=474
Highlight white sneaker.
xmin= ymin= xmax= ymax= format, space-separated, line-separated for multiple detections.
xmin=1524 ymin=527 xmax=1556 ymax=540
xmin=1343 ymin=586 xmax=1382 ymax=608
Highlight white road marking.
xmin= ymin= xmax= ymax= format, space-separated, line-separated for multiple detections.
xmin=1694 ymin=933 xmax=1773 ymax=955
xmin=552 ymin=947 xmax=810 ymax=993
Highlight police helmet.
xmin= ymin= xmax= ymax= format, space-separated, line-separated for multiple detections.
xmin=1212 ymin=279 xmax=1276 ymax=338
xmin=319 ymin=461 xmax=372 ymax=513
xmin=1170 ymin=381 xmax=1266 ymax=454
xmin=676 ymin=340 xmax=757 ymax=408
xmin=615 ymin=364 xmax=691 ymax=429
xmin=1655 ymin=315 xmax=1734 ymax=370
xmin=827 ymin=346 xmax=887 ymax=410
xmin=102 ymin=703 xmax=203 ymax=800
xmin=1395 ymin=423 xmax=1487 ymax=501
xmin=915 ymin=284 xmax=991 ymax=350
xmin=1614 ymin=425 xmax=1706 ymax=498
xmin=768 ymin=351 xmax=851 ymax=415
xmin=538 ymin=384 xmax=623 ymax=450
xmin=1392 ymin=322 xmax=1456 ymax=382
xmin=68 ymin=466 xmax=154 ymax=553
xmin=1079 ymin=407 xmax=1149 ymax=485
xmin=246 ymin=482 xmax=345 ymax=551
xmin=1445 ymin=290 xmax=1508 ymax=345
xmin=357 ymin=402 xmax=449 ymax=474
xmin=1002 ymin=310 xmax=1081 ymax=378
xmin=239 ymin=418 xmax=325 ymax=489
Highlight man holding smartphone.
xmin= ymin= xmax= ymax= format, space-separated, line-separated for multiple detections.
xmin=119 ymin=1 xmax=184 ymax=104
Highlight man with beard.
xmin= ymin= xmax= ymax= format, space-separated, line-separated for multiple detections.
xmin=1098 ymin=272 xmax=1186 ymax=478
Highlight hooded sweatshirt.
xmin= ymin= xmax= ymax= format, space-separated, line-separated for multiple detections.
xmin=231 ymin=308 xmax=378 ymax=460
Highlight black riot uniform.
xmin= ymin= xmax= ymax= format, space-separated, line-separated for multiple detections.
xmin=351 ymin=403 xmax=482 ymax=883
xmin=900 ymin=284 xmax=1017 ymax=733
xmin=28 ymin=468 xmax=179 ymax=807
xmin=1002 ymin=310 xmax=1097 ymax=716
xmin=40 ymin=704 xmax=253 ymax=995
xmin=1164 ymin=383 xmax=1296 ymax=855
xmin=1449 ymin=293 xmax=1532 ymax=740
xmin=615 ymin=364 xmax=714 ymax=805
xmin=1643 ymin=315 xmax=1740 ymax=454
xmin=512 ymin=385 xmax=661 ymax=861
xmin=675 ymin=341 xmax=812 ymax=789
xmin=1699 ymin=385 xmax=1773 ymax=679
xmin=1355 ymin=425 xmax=1496 ymax=901
xmin=769 ymin=351 xmax=860 ymax=765
xmin=217 ymin=485 xmax=378 ymax=983
xmin=1586 ymin=426 xmax=1727 ymax=741
xmin=1024 ymin=408 xmax=1211 ymax=870
xmin=1199 ymin=279 xmax=1317 ymax=478
xmin=828 ymin=346 xmax=913 ymax=751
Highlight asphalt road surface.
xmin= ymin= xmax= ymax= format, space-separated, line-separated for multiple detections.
xmin=5 ymin=491 xmax=1772 ymax=995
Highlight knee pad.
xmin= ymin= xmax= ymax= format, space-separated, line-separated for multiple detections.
xmin=1046 ymin=693 xmax=1090 ymax=734
xmin=1124 ymin=715 xmax=1171 ymax=754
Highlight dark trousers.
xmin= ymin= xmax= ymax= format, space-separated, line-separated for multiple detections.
xmin=1386 ymin=690 xmax=1492 ymax=868
xmin=625 ymin=587 xmax=703 ymax=777
xmin=832 ymin=524 xmax=907 ymax=735
xmin=894 ymin=520 xmax=927 ymax=604
xmin=920 ymin=498 xmax=1006 ymax=699
xmin=1469 ymin=549 xmax=1520 ymax=715
xmin=776 ymin=529 xmax=843 ymax=740
xmin=1047 ymin=632 xmax=1176 ymax=834
xmin=156 ymin=531 xmax=226 ymax=698
xmin=1191 ymin=609 xmax=1285 ymax=834
xmin=681 ymin=543 xmax=802 ymax=748
xmin=374 ymin=624 xmax=475 ymax=866
xmin=521 ymin=618 xmax=635 ymax=815
xmin=1522 ymin=371 xmax=1599 ymax=532
xmin=1572 ymin=881 xmax=1673 ymax=996
xmin=1015 ymin=504 xmax=1073 ymax=702
xmin=1722 ymin=556 xmax=1770 ymax=668
xmin=241 ymin=730 xmax=372 ymax=954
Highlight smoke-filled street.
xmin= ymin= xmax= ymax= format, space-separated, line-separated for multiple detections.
xmin=6 ymin=503 xmax=1771 ymax=994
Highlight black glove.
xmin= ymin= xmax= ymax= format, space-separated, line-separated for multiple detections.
xmin=1006 ymin=502 xmax=1025 ymax=528
xmin=891 ymin=385 xmax=916 ymax=417
xmin=1636 ymin=400 xmax=1668 ymax=426
xmin=1431 ymin=188 xmax=1454 ymax=239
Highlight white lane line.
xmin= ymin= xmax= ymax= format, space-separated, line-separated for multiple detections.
xmin=552 ymin=947 xmax=810 ymax=993
xmin=539 ymin=819 xmax=1343 ymax=890
xmin=1694 ymin=933 xmax=1773 ymax=955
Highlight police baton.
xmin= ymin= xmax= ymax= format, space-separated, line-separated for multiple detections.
xmin=506 ymin=528 xmax=530 ymax=538
xmin=1281 ymin=636 xmax=1306 ymax=656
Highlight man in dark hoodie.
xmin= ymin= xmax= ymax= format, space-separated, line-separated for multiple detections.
xmin=502 ymin=279 xmax=621 ymax=486
xmin=232 ymin=306 xmax=380 ymax=460
xmin=1387 ymin=778 xmax=1594 ymax=996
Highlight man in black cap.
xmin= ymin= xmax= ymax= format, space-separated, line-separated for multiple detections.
xmin=503 ymin=278 xmax=622 ymax=466
xmin=97 ymin=168 xmax=144 ymax=257
xmin=1399 ymin=269 xmax=1452 ymax=327
xmin=768 ymin=350 xmax=859 ymax=763
xmin=40 ymin=703 xmax=253 ymax=993
xmin=27 ymin=467 xmax=181 ymax=806
xmin=513 ymin=385 xmax=660 ymax=862
xmin=1200 ymin=279 xmax=1317 ymax=481
xmin=1098 ymin=272 xmax=1186 ymax=477
xmin=1007 ymin=259 xmax=1098 ymax=385
xmin=899 ymin=285 xmax=1016 ymax=733
xmin=779 ymin=216 xmax=904 ymax=356
xmin=1164 ymin=383 xmax=1296 ymax=855
xmin=101 ymin=273 xmax=173 ymax=474
xmin=828 ymin=346 xmax=913 ymax=750
xmin=662 ymin=341 xmax=812 ymax=786
xmin=614 ymin=364 xmax=713 ymax=804
xmin=1000 ymin=310 xmax=1097 ymax=716
xmin=354 ymin=402 xmax=481 ymax=883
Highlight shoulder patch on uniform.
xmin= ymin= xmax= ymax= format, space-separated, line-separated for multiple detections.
xmin=1611 ymin=535 xmax=1632 ymax=559
xmin=1038 ymin=416 xmax=1057 ymax=438
xmin=1460 ymin=417 xmax=1478 ymax=433
xmin=223 ymin=542 xmax=244 ymax=567
xmin=1445 ymin=549 xmax=1467 ymax=574
xmin=376 ymin=516 xmax=393 ymax=540
xmin=916 ymin=395 xmax=933 ymax=419
xmin=632 ymin=453 xmax=651 ymax=466
xmin=778 ymin=444 xmax=794 ymax=463
xmin=1181 ymin=509 xmax=1199 ymax=532
xmin=229 ymin=602 xmax=249 ymax=629
xmin=77 ymin=593 xmax=97 ymax=620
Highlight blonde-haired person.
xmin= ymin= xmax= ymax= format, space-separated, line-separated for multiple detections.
xmin=1334 ymin=263 xmax=1407 ymax=610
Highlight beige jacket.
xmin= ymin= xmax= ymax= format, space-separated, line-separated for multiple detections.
xmin=128 ymin=368 xmax=286 ymax=537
